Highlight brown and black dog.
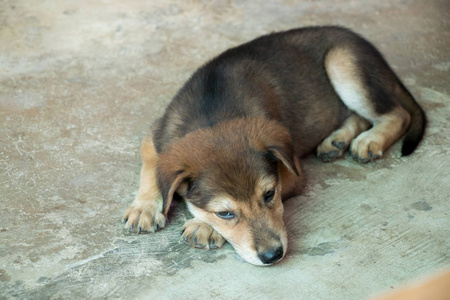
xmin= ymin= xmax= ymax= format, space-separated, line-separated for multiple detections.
xmin=123 ymin=26 xmax=426 ymax=266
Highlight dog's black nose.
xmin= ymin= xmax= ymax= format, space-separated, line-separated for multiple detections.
xmin=258 ymin=246 xmax=284 ymax=265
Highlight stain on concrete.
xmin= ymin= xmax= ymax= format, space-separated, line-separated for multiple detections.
xmin=1 ymin=0 xmax=450 ymax=299
xmin=360 ymin=204 xmax=372 ymax=211
xmin=411 ymin=200 xmax=432 ymax=211
xmin=36 ymin=277 xmax=50 ymax=284
xmin=299 ymin=241 xmax=347 ymax=257
xmin=0 ymin=269 xmax=11 ymax=282
xmin=6 ymin=205 xmax=233 ymax=298
xmin=306 ymin=242 xmax=338 ymax=256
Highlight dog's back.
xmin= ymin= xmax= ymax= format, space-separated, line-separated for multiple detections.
xmin=153 ymin=26 xmax=425 ymax=158
xmin=125 ymin=26 xmax=426 ymax=265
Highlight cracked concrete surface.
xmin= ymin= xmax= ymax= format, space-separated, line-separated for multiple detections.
xmin=0 ymin=0 xmax=449 ymax=299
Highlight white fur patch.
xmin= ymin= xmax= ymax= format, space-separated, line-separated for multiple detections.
xmin=326 ymin=48 xmax=377 ymax=121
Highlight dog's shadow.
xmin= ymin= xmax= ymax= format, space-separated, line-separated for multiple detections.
xmin=282 ymin=153 xmax=394 ymax=261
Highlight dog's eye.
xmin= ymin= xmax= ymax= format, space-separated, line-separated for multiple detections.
xmin=215 ymin=211 xmax=235 ymax=219
xmin=264 ymin=188 xmax=275 ymax=203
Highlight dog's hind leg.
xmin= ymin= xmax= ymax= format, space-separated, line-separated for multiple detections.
xmin=123 ymin=134 xmax=166 ymax=233
xmin=349 ymin=106 xmax=410 ymax=162
xmin=325 ymin=47 xmax=411 ymax=162
xmin=317 ymin=113 xmax=370 ymax=162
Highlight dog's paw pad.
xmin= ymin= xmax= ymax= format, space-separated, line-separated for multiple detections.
xmin=318 ymin=150 xmax=340 ymax=162
xmin=181 ymin=219 xmax=225 ymax=250
xmin=209 ymin=230 xmax=225 ymax=249
xmin=122 ymin=201 xmax=166 ymax=233
xmin=316 ymin=129 xmax=352 ymax=162
xmin=317 ymin=141 xmax=347 ymax=162
xmin=350 ymin=132 xmax=383 ymax=163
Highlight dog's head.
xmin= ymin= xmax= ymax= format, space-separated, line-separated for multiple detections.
xmin=157 ymin=118 xmax=299 ymax=265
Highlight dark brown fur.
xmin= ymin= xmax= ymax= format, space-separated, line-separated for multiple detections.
xmin=123 ymin=26 xmax=426 ymax=266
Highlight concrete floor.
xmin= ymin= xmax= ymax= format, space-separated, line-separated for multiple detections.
xmin=1 ymin=0 xmax=449 ymax=299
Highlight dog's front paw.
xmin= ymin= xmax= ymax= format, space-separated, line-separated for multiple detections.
xmin=123 ymin=200 xmax=166 ymax=233
xmin=350 ymin=131 xmax=382 ymax=163
xmin=317 ymin=137 xmax=347 ymax=162
xmin=181 ymin=219 xmax=226 ymax=250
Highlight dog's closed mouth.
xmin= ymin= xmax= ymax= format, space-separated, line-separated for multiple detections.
xmin=122 ymin=26 xmax=425 ymax=265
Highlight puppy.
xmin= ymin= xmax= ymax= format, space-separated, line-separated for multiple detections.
xmin=123 ymin=26 xmax=426 ymax=266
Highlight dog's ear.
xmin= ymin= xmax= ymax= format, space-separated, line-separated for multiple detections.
xmin=267 ymin=145 xmax=299 ymax=176
xmin=157 ymin=168 xmax=191 ymax=216
xmin=257 ymin=120 xmax=299 ymax=176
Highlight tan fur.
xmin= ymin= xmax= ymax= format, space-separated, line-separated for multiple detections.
xmin=124 ymin=119 xmax=294 ymax=264
xmin=374 ymin=269 xmax=450 ymax=300
xmin=151 ymin=118 xmax=293 ymax=265
xmin=351 ymin=106 xmax=410 ymax=159
xmin=181 ymin=218 xmax=225 ymax=249
xmin=185 ymin=180 xmax=287 ymax=266
xmin=122 ymin=27 xmax=426 ymax=265
xmin=325 ymin=48 xmax=411 ymax=161
xmin=325 ymin=48 xmax=377 ymax=120
xmin=317 ymin=114 xmax=371 ymax=161
xmin=280 ymin=156 xmax=303 ymax=199
xmin=122 ymin=135 xmax=166 ymax=232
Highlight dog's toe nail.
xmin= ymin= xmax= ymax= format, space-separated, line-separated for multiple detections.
xmin=180 ymin=229 xmax=185 ymax=236
xmin=332 ymin=141 xmax=345 ymax=150
xmin=319 ymin=153 xmax=331 ymax=162
xmin=210 ymin=239 xmax=218 ymax=249
xmin=138 ymin=226 xmax=142 ymax=234
xmin=155 ymin=224 xmax=160 ymax=231
xmin=194 ymin=242 xmax=204 ymax=248
xmin=123 ymin=218 xmax=128 ymax=224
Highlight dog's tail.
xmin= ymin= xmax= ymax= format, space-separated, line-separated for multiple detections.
xmin=398 ymin=82 xmax=426 ymax=156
